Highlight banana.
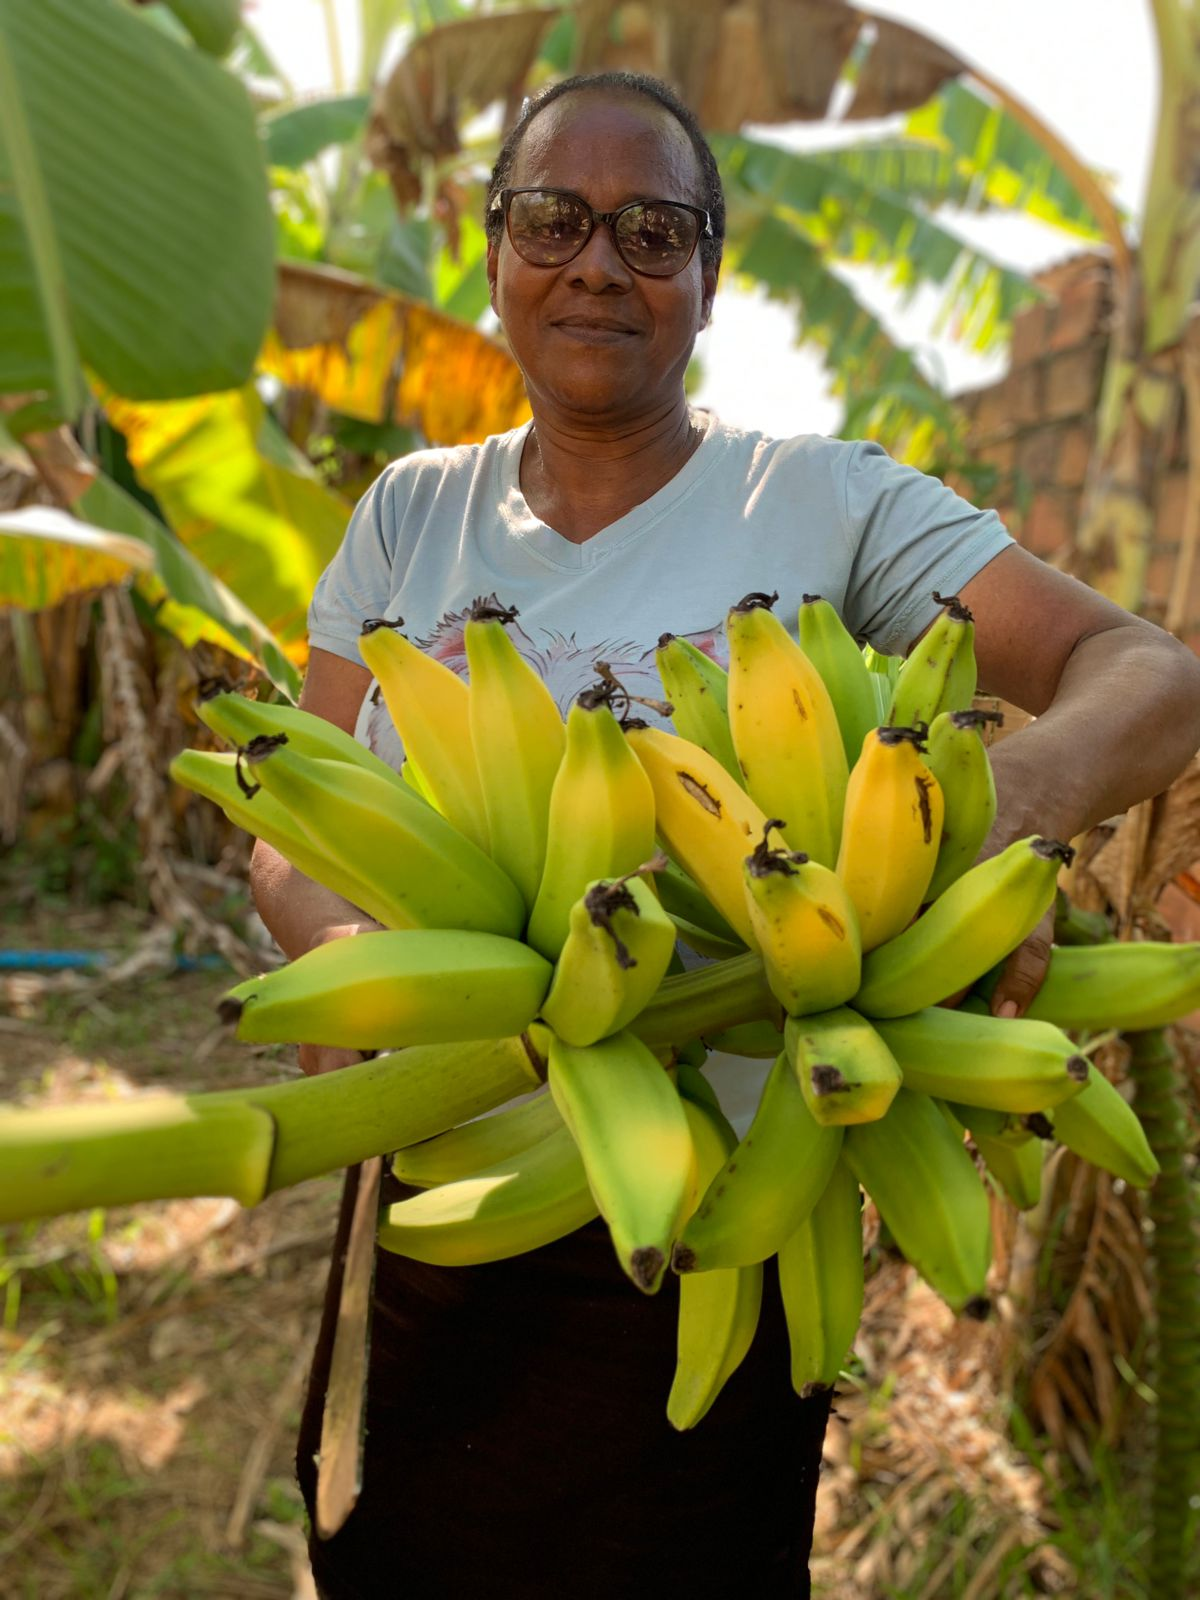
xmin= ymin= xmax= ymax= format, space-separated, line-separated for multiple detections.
xmin=654 ymin=856 xmax=746 ymax=957
xmin=703 ymin=1018 xmax=785 ymax=1058
xmin=357 ymin=618 xmax=489 ymax=850
xmin=887 ymin=593 xmax=975 ymax=727
xmin=626 ymin=723 xmax=784 ymax=948
xmin=655 ymin=632 xmax=741 ymax=779
xmin=673 ymin=1049 xmax=842 ymax=1272
xmin=547 ymin=1030 xmax=695 ymax=1292
xmin=742 ymin=830 xmax=862 ymax=1016
xmin=777 ymin=1154 xmax=864 ymax=1395
xmin=726 ymin=593 xmax=849 ymax=867
xmin=539 ymin=872 xmax=677 ymax=1047
xmin=796 ymin=595 xmax=878 ymax=768
xmin=835 ymin=726 xmax=944 ymax=951
xmin=785 ymin=1007 xmax=901 ymax=1127
xmin=1045 ymin=1063 xmax=1159 ymax=1187
xmin=667 ymin=1092 xmax=764 ymax=1429
xmin=945 ymin=1106 xmax=1044 ymax=1210
xmin=240 ymin=735 xmax=526 ymax=937
xmin=389 ymin=1088 xmax=563 ymax=1187
xmin=873 ymin=1005 xmax=1089 ymax=1113
xmin=377 ymin=1121 xmax=597 ymax=1265
xmin=196 ymin=686 xmax=407 ymax=790
xmin=1024 ymin=941 xmax=1200 ymax=1032
xmin=220 ymin=928 xmax=553 ymax=1050
xmin=843 ymin=1088 xmax=992 ymax=1313
xmin=632 ymin=952 xmax=780 ymax=1052
xmin=525 ymin=689 xmax=656 ymax=959
xmin=922 ymin=709 xmax=1001 ymax=902
xmin=854 ymin=836 xmax=1075 ymax=1019
xmin=464 ymin=601 xmax=565 ymax=909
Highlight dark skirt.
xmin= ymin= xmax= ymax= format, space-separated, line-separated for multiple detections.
xmin=297 ymin=1167 xmax=830 ymax=1599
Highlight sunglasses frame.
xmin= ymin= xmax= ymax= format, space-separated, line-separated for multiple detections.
xmin=491 ymin=187 xmax=713 ymax=277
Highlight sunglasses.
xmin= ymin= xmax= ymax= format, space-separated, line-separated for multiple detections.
xmin=491 ymin=187 xmax=712 ymax=278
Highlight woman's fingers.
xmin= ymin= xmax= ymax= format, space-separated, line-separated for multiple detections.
xmin=989 ymin=904 xmax=1054 ymax=1018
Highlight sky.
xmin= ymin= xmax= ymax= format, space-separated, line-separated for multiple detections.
xmin=247 ymin=0 xmax=1158 ymax=438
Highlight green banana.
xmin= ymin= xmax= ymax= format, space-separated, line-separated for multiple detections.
xmin=742 ymin=832 xmax=862 ymax=1016
xmin=887 ymin=593 xmax=975 ymax=727
xmin=1024 ymin=941 xmax=1200 ymax=1031
xmin=1045 ymin=1064 xmax=1159 ymax=1187
xmin=922 ymin=709 xmax=1001 ymax=902
xmin=873 ymin=1005 xmax=1089 ymax=1113
xmin=703 ymin=1018 xmax=786 ymax=1058
xmin=547 ymin=1030 xmax=695 ymax=1292
xmin=797 ymin=595 xmax=878 ymax=767
xmin=654 ymin=856 xmax=746 ymax=957
xmin=221 ymin=929 xmax=552 ymax=1050
xmin=972 ymin=1125 xmax=1043 ymax=1210
xmin=777 ymin=1154 xmax=864 ymax=1395
xmin=195 ymin=686 xmax=406 ymax=791
xmin=854 ymin=836 xmax=1075 ymax=1019
xmin=632 ymin=952 xmax=779 ymax=1052
xmin=389 ymin=1089 xmax=563 ymax=1187
xmin=655 ymin=633 xmax=741 ymax=779
xmin=786 ymin=1007 xmax=901 ymax=1127
xmin=539 ymin=873 xmax=677 ymax=1047
xmin=843 ymin=1088 xmax=992 ymax=1313
xmin=673 ymin=1050 xmax=842 ymax=1272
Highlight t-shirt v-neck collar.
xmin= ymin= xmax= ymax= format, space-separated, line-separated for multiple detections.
xmin=494 ymin=410 xmax=722 ymax=571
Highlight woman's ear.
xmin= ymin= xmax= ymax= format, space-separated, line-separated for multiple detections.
xmin=699 ymin=261 xmax=719 ymax=330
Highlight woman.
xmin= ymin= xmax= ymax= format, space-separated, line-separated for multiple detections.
xmin=251 ymin=72 xmax=1200 ymax=1598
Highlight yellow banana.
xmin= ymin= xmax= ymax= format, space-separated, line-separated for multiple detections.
xmin=196 ymin=686 xmax=406 ymax=790
xmin=922 ymin=709 xmax=1001 ymax=901
xmin=240 ymin=735 xmax=526 ymax=937
xmin=539 ymin=872 xmax=677 ymax=1047
xmin=673 ymin=1049 xmax=842 ymax=1272
xmin=843 ymin=1088 xmax=992 ymax=1313
xmin=1025 ymin=941 xmax=1200 ymax=1032
xmin=548 ymin=1030 xmax=695 ymax=1292
xmin=464 ymin=601 xmax=565 ymax=909
xmin=726 ymin=594 xmax=848 ymax=867
xmin=1046 ymin=1064 xmax=1159 ymax=1187
xmin=888 ymin=593 xmax=975 ymax=727
xmin=626 ymin=723 xmax=783 ymax=948
xmin=777 ymin=1154 xmax=864 ymax=1395
xmin=221 ymin=928 xmax=553 ymax=1050
xmin=389 ymin=1088 xmax=563 ymax=1187
xmin=785 ymin=1006 xmax=901 ymax=1127
xmin=855 ymin=835 xmax=1075 ymax=1018
xmin=796 ymin=595 xmax=878 ymax=768
xmin=667 ymin=1092 xmax=764 ymax=1430
xmin=742 ymin=829 xmax=862 ymax=1015
xmin=377 ymin=1122 xmax=597 ymax=1265
xmin=874 ymin=1005 xmax=1088 ymax=1114
xmin=835 ymin=725 xmax=944 ymax=951
xmin=526 ymin=690 xmax=656 ymax=959
xmin=358 ymin=618 xmax=490 ymax=850
xmin=655 ymin=632 xmax=741 ymax=779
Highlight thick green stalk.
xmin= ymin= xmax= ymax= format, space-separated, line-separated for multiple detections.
xmin=632 ymin=953 xmax=777 ymax=1049
xmin=1127 ymin=1026 xmax=1200 ymax=1600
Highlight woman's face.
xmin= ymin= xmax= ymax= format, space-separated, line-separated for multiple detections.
xmin=487 ymin=93 xmax=719 ymax=426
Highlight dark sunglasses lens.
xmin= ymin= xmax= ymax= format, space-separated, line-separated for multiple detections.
xmin=507 ymin=191 xmax=592 ymax=264
xmin=615 ymin=203 xmax=699 ymax=275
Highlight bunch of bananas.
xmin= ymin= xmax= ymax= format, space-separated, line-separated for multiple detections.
xmin=8 ymin=593 xmax=1194 ymax=1430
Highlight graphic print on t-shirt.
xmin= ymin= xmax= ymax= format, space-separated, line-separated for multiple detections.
xmin=359 ymin=592 xmax=727 ymax=772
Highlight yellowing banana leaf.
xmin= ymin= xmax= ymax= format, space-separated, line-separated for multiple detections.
xmin=104 ymin=383 xmax=350 ymax=656
xmin=0 ymin=506 xmax=153 ymax=605
xmin=263 ymin=260 xmax=530 ymax=446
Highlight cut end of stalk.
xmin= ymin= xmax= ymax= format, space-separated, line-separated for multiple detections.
xmin=932 ymin=590 xmax=973 ymax=623
xmin=1032 ymin=837 xmax=1076 ymax=867
xmin=217 ymin=996 xmax=245 ymax=1027
xmin=1067 ymin=1055 xmax=1091 ymax=1084
xmin=811 ymin=1064 xmax=850 ymax=1097
xmin=671 ymin=1241 xmax=697 ymax=1275
xmin=799 ymin=1380 xmax=834 ymax=1400
xmin=584 ymin=880 xmax=639 ymax=968
xmin=730 ymin=590 xmax=780 ymax=615
xmin=747 ymin=824 xmax=805 ymax=878
xmin=195 ymin=676 xmax=232 ymax=702
xmin=630 ymin=1246 xmax=665 ymax=1293
xmin=800 ymin=593 xmax=823 ymax=606
xmin=657 ymin=631 xmax=676 ymax=649
xmin=1025 ymin=1112 xmax=1055 ymax=1140
xmin=242 ymin=732 xmax=288 ymax=764
xmin=468 ymin=597 xmax=518 ymax=624
xmin=360 ymin=616 xmax=403 ymax=635
xmin=962 ymin=1295 xmax=992 ymax=1322
xmin=950 ymin=708 xmax=1004 ymax=731
xmin=876 ymin=723 xmax=928 ymax=750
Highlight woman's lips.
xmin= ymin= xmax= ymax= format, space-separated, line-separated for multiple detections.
xmin=551 ymin=320 xmax=639 ymax=344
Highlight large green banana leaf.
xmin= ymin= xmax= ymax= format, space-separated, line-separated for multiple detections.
xmin=263 ymin=94 xmax=371 ymax=168
xmin=153 ymin=0 xmax=242 ymax=57
xmin=0 ymin=0 xmax=273 ymax=423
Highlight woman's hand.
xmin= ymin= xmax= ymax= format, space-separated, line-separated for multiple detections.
xmin=296 ymin=918 xmax=385 ymax=1075
xmin=974 ymin=761 xmax=1061 ymax=1019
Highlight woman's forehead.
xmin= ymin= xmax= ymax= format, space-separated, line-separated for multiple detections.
xmin=511 ymin=93 xmax=702 ymax=201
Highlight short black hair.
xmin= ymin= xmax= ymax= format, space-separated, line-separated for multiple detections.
xmin=484 ymin=71 xmax=725 ymax=273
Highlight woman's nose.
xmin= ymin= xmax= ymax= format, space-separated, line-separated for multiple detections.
xmin=566 ymin=221 xmax=634 ymax=291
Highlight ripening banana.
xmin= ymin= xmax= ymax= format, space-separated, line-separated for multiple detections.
xmin=887 ymin=593 xmax=975 ymax=727
xmin=655 ymin=633 xmax=741 ymax=780
xmin=785 ymin=1007 xmax=901 ymax=1127
xmin=873 ymin=1005 xmax=1089 ymax=1114
xmin=726 ymin=595 xmax=849 ymax=867
xmin=654 ymin=856 xmax=746 ymax=958
xmin=358 ymin=618 xmax=489 ymax=851
xmin=389 ymin=1088 xmax=563 ymax=1187
xmin=1045 ymin=1064 xmax=1159 ymax=1187
xmin=943 ymin=1105 xmax=1044 ymax=1210
xmin=547 ymin=1030 xmax=695 ymax=1292
xmin=464 ymin=602 xmax=565 ymax=910
xmin=673 ymin=1049 xmax=842 ymax=1273
xmin=221 ymin=929 xmax=553 ymax=1050
xmin=742 ymin=831 xmax=862 ymax=1016
xmin=539 ymin=873 xmax=677 ymax=1047
xmin=667 ymin=1091 xmax=764 ymax=1430
xmin=525 ymin=690 xmax=656 ymax=959
xmin=796 ymin=595 xmax=878 ymax=769
xmin=196 ymin=686 xmax=407 ymax=791
xmin=240 ymin=736 xmax=526 ymax=937
xmin=626 ymin=724 xmax=783 ymax=948
xmin=922 ymin=709 xmax=1000 ymax=902
xmin=777 ymin=1154 xmax=864 ymax=1396
xmin=377 ymin=1121 xmax=597 ymax=1265
xmin=835 ymin=726 xmax=944 ymax=951
xmin=855 ymin=836 xmax=1075 ymax=1019
xmin=843 ymin=1088 xmax=992 ymax=1313
xmin=1024 ymin=941 xmax=1200 ymax=1032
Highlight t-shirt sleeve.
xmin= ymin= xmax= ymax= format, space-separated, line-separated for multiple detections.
xmin=839 ymin=440 xmax=1014 ymax=655
xmin=306 ymin=468 xmax=398 ymax=668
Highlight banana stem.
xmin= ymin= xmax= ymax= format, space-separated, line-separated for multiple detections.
xmin=1127 ymin=1027 xmax=1200 ymax=1600
xmin=632 ymin=953 xmax=778 ymax=1048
